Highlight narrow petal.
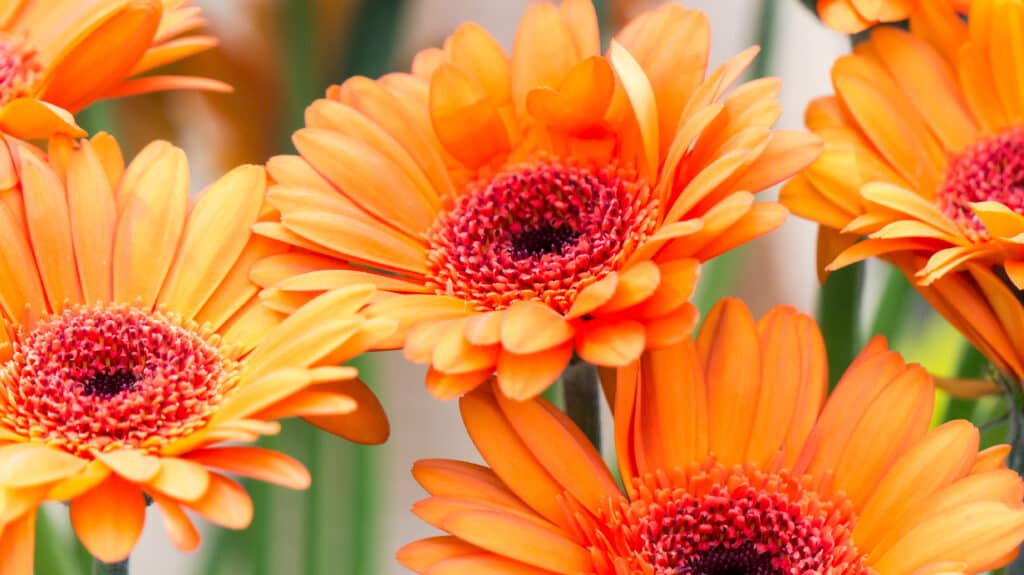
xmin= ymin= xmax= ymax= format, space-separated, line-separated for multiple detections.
xmin=187 ymin=447 xmax=310 ymax=490
xmin=184 ymin=473 xmax=253 ymax=530
xmin=113 ymin=144 xmax=188 ymax=308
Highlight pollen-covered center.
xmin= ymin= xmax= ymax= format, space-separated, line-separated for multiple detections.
xmin=0 ymin=304 xmax=241 ymax=457
xmin=425 ymin=162 xmax=658 ymax=313
xmin=938 ymin=127 xmax=1024 ymax=239
xmin=593 ymin=461 xmax=869 ymax=575
xmin=0 ymin=33 xmax=41 ymax=106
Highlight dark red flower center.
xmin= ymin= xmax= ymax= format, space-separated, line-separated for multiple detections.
xmin=938 ymin=127 xmax=1024 ymax=239
xmin=0 ymin=33 xmax=41 ymax=105
xmin=425 ymin=161 xmax=658 ymax=313
xmin=682 ymin=543 xmax=781 ymax=575
xmin=590 ymin=461 xmax=868 ymax=575
xmin=0 ymin=304 xmax=241 ymax=456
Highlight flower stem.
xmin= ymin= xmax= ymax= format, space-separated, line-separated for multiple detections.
xmin=93 ymin=558 xmax=128 ymax=575
xmin=561 ymin=358 xmax=601 ymax=449
xmin=998 ymin=371 xmax=1024 ymax=575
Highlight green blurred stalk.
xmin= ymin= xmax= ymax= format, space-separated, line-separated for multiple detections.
xmin=92 ymin=559 xmax=128 ymax=575
xmin=561 ymin=359 xmax=601 ymax=448
xmin=35 ymin=509 xmax=90 ymax=575
xmin=76 ymin=100 xmax=118 ymax=137
xmin=817 ymin=264 xmax=864 ymax=389
xmin=868 ymin=266 xmax=913 ymax=343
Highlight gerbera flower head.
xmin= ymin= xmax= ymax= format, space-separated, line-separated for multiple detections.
xmin=784 ymin=0 xmax=1024 ymax=283
xmin=398 ymin=298 xmax=1024 ymax=574
xmin=0 ymin=135 xmax=394 ymax=574
xmin=0 ymin=0 xmax=228 ymax=140
xmin=258 ymin=0 xmax=822 ymax=400
xmin=781 ymin=0 xmax=1024 ymax=384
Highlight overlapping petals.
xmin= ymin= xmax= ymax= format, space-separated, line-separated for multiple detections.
xmin=782 ymin=0 xmax=1024 ymax=386
xmin=0 ymin=135 xmax=393 ymax=573
xmin=398 ymin=299 xmax=1024 ymax=574
xmin=0 ymin=0 xmax=228 ymax=139
xmin=256 ymin=0 xmax=821 ymax=400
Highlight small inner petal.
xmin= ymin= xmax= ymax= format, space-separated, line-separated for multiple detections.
xmin=0 ymin=33 xmax=41 ymax=106
xmin=0 ymin=304 xmax=241 ymax=456
xmin=938 ymin=127 xmax=1024 ymax=239
xmin=425 ymin=161 xmax=658 ymax=313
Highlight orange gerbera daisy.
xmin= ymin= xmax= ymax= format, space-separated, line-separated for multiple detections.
xmin=816 ymin=0 xmax=970 ymax=34
xmin=398 ymin=298 xmax=1024 ymax=574
xmin=257 ymin=0 xmax=821 ymax=400
xmin=0 ymin=135 xmax=392 ymax=573
xmin=0 ymin=0 xmax=227 ymax=140
xmin=783 ymin=0 xmax=1024 ymax=286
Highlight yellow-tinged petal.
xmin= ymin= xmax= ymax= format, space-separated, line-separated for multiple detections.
xmin=608 ymin=40 xmax=658 ymax=180
xmin=0 ymin=99 xmax=86 ymax=139
xmin=187 ymin=447 xmax=310 ymax=490
xmin=500 ymin=301 xmax=574 ymax=355
xmin=146 ymin=457 xmax=210 ymax=503
xmin=185 ymin=473 xmax=252 ymax=529
xmin=94 ymin=450 xmax=160 ymax=483
xmin=0 ymin=443 xmax=86 ymax=487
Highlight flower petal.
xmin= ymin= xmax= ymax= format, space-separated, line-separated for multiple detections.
xmin=70 ymin=475 xmax=146 ymax=563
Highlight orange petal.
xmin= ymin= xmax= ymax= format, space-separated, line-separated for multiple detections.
xmin=185 ymin=472 xmax=253 ymax=529
xmin=146 ymin=457 xmax=210 ymax=503
xmin=593 ymin=261 xmax=660 ymax=315
xmin=39 ymin=0 xmax=161 ymax=111
xmin=511 ymin=2 xmax=580 ymax=114
xmin=430 ymin=64 xmax=511 ymax=168
xmin=0 ymin=99 xmax=85 ymax=139
xmin=157 ymin=165 xmax=265 ymax=319
xmin=459 ymin=389 xmax=568 ymax=528
xmin=496 ymin=342 xmax=573 ymax=401
xmin=397 ymin=536 xmax=481 ymax=573
xmin=643 ymin=304 xmax=699 ymax=348
xmin=565 ymin=272 xmax=618 ymax=320
xmin=112 ymin=143 xmax=188 ymax=308
xmin=427 ymin=368 xmax=493 ymax=400
xmin=19 ymin=152 xmax=82 ymax=311
xmin=0 ymin=443 xmax=86 ymax=488
xmin=66 ymin=139 xmax=116 ymax=303
xmin=413 ymin=459 xmax=532 ymax=513
xmin=0 ymin=509 xmax=35 ymax=575
xmin=696 ymin=298 xmax=761 ymax=466
xmin=494 ymin=391 xmax=621 ymax=515
xmin=608 ymin=41 xmax=659 ymax=180
xmin=301 ymin=378 xmax=390 ymax=445
xmin=575 ymin=319 xmax=646 ymax=367
xmin=70 ymin=475 xmax=145 ymax=563
xmin=94 ymin=450 xmax=160 ymax=483
xmin=187 ymin=447 xmax=310 ymax=490
xmin=150 ymin=493 xmax=200 ymax=553
xmin=500 ymin=301 xmax=574 ymax=355
xmin=440 ymin=510 xmax=592 ymax=573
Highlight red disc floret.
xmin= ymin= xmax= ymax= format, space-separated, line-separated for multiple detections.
xmin=939 ymin=127 xmax=1024 ymax=240
xmin=425 ymin=160 xmax=658 ymax=313
xmin=586 ymin=459 xmax=869 ymax=575
xmin=0 ymin=304 xmax=240 ymax=456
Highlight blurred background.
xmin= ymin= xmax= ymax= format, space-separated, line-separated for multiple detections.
xmin=37 ymin=1 xmax=997 ymax=573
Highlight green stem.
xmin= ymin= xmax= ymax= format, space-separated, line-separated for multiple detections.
xmin=561 ymin=359 xmax=601 ymax=448
xmin=817 ymin=263 xmax=864 ymax=389
xmin=92 ymin=558 xmax=128 ymax=575
xmin=997 ymin=372 xmax=1024 ymax=574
